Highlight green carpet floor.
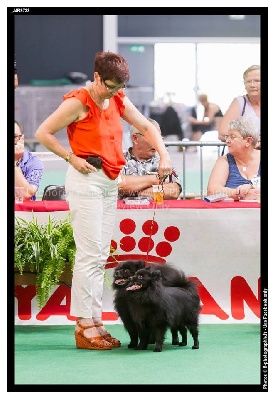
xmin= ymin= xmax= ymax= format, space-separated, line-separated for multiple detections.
xmin=13 ymin=324 xmax=261 ymax=388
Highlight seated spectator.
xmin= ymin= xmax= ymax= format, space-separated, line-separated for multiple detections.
xmin=14 ymin=120 xmax=44 ymax=200
xmin=207 ymin=116 xmax=260 ymax=201
xmin=218 ymin=65 xmax=260 ymax=151
xmin=118 ymin=118 xmax=182 ymax=200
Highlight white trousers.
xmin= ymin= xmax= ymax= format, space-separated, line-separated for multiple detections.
xmin=65 ymin=166 xmax=118 ymax=319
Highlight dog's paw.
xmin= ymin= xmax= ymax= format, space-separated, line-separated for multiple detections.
xmin=135 ymin=344 xmax=148 ymax=350
xmin=153 ymin=347 xmax=162 ymax=352
xmin=192 ymin=340 xmax=199 ymax=349
xmin=128 ymin=342 xmax=138 ymax=349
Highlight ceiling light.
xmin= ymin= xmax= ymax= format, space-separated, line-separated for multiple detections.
xmin=229 ymin=15 xmax=246 ymax=21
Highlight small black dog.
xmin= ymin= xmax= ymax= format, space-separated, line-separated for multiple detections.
xmin=113 ymin=260 xmax=197 ymax=348
xmin=125 ymin=268 xmax=200 ymax=352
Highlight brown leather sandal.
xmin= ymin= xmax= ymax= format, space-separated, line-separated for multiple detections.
xmin=94 ymin=323 xmax=121 ymax=347
xmin=102 ymin=333 xmax=121 ymax=347
xmin=75 ymin=321 xmax=112 ymax=350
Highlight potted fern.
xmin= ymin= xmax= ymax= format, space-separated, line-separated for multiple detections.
xmin=14 ymin=214 xmax=76 ymax=309
xmin=14 ymin=214 xmax=117 ymax=310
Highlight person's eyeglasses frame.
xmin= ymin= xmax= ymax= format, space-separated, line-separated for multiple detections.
xmin=133 ymin=132 xmax=164 ymax=140
xmin=14 ymin=134 xmax=24 ymax=142
xmin=102 ymin=80 xmax=126 ymax=92
xmin=244 ymin=79 xmax=261 ymax=85
xmin=224 ymin=134 xmax=251 ymax=142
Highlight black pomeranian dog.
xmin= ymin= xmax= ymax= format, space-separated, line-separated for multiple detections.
xmin=113 ymin=259 xmax=198 ymax=348
xmin=125 ymin=268 xmax=200 ymax=352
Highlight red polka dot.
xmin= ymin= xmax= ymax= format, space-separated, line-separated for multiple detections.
xmin=142 ymin=220 xmax=159 ymax=236
xmin=120 ymin=219 xmax=136 ymax=234
xmin=164 ymin=226 xmax=180 ymax=242
xmin=138 ymin=237 xmax=154 ymax=253
xmin=156 ymin=241 xmax=172 ymax=257
xmin=120 ymin=236 xmax=136 ymax=252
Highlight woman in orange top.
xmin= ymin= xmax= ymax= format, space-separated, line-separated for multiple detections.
xmin=35 ymin=51 xmax=172 ymax=351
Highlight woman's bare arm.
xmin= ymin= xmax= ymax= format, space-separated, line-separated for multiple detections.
xmin=218 ymin=98 xmax=240 ymax=141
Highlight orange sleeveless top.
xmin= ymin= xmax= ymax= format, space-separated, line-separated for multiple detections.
xmin=63 ymin=88 xmax=126 ymax=180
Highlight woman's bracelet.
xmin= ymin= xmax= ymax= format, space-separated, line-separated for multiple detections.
xmin=65 ymin=152 xmax=73 ymax=162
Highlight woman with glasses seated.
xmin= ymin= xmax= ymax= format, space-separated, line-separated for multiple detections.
xmin=218 ymin=65 xmax=260 ymax=150
xmin=207 ymin=116 xmax=260 ymax=201
xmin=35 ymin=51 xmax=172 ymax=351
xmin=14 ymin=120 xmax=44 ymax=200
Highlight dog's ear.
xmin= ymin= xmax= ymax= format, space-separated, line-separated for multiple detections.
xmin=133 ymin=260 xmax=145 ymax=269
xmin=152 ymin=270 xmax=161 ymax=280
xmin=139 ymin=260 xmax=146 ymax=268
xmin=119 ymin=260 xmax=133 ymax=269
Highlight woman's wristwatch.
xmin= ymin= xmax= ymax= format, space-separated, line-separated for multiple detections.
xmin=65 ymin=152 xmax=73 ymax=162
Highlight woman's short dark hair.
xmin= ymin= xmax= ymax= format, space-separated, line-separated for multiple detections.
xmin=94 ymin=51 xmax=130 ymax=84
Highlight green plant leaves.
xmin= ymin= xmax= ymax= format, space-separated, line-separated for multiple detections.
xmin=14 ymin=213 xmax=75 ymax=309
xmin=14 ymin=213 xmax=116 ymax=309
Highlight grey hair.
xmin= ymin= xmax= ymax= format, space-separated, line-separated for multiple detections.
xmin=228 ymin=116 xmax=259 ymax=146
xmin=129 ymin=117 xmax=160 ymax=137
xmin=243 ymin=65 xmax=260 ymax=81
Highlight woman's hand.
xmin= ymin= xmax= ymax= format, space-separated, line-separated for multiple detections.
xmin=158 ymin=152 xmax=172 ymax=181
xmin=243 ymin=188 xmax=260 ymax=200
xmin=69 ymin=155 xmax=98 ymax=174
xmin=237 ymin=183 xmax=260 ymax=200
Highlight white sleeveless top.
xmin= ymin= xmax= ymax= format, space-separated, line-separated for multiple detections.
xmin=237 ymin=95 xmax=260 ymax=133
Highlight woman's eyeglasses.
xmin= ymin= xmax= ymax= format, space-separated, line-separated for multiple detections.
xmin=224 ymin=135 xmax=251 ymax=142
xmin=224 ymin=135 xmax=244 ymax=141
xmin=103 ymin=81 xmax=126 ymax=92
xmin=14 ymin=134 xmax=23 ymax=142
xmin=244 ymin=80 xmax=261 ymax=85
xmin=134 ymin=132 xmax=164 ymax=139
xmin=103 ymin=80 xmax=126 ymax=91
